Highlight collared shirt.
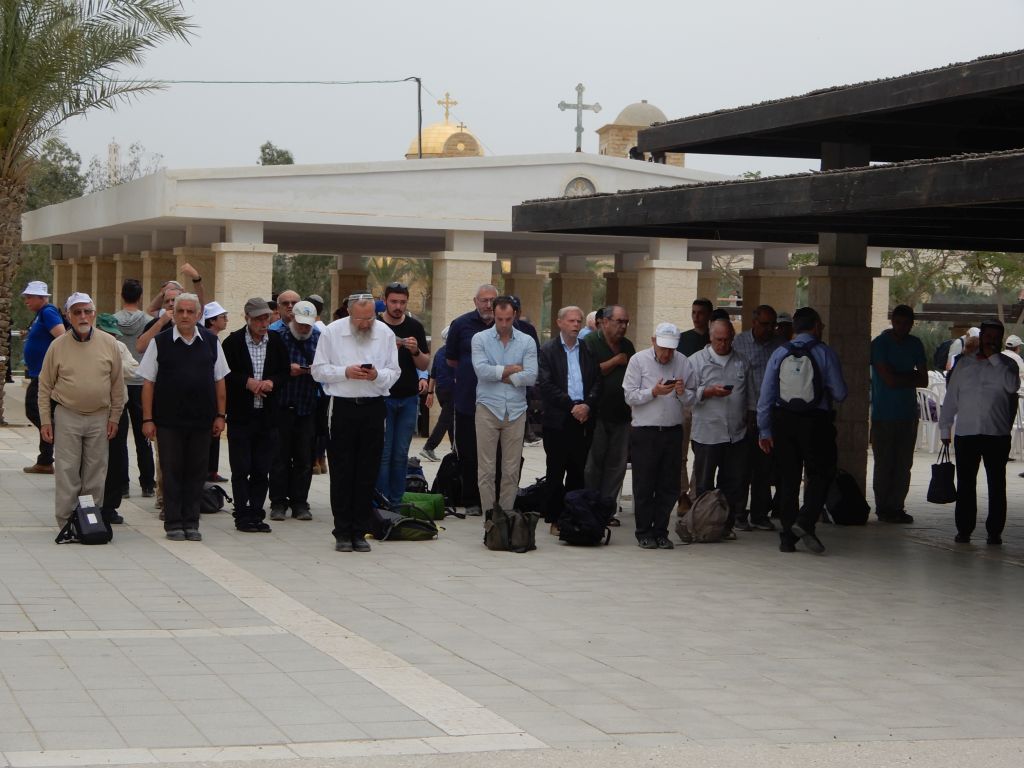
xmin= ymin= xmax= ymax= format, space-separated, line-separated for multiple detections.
xmin=940 ymin=352 xmax=1019 ymax=438
xmin=471 ymin=326 xmax=537 ymax=421
xmin=584 ymin=330 xmax=636 ymax=423
xmin=690 ymin=346 xmax=756 ymax=444
xmin=274 ymin=324 xmax=321 ymax=416
xmin=622 ymin=347 xmax=698 ymax=427
xmin=137 ymin=325 xmax=230 ymax=383
xmin=311 ymin=317 xmax=400 ymax=398
xmin=245 ymin=331 xmax=269 ymax=409
xmin=561 ymin=334 xmax=584 ymax=402
xmin=756 ymin=333 xmax=847 ymax=439
xmin=732 ymin=330 xmax=781 ymax=401
xmin=447 ymin=310 xmax=495 ymax=415
xmin=870 ymin=329 xmax=927 ymax=421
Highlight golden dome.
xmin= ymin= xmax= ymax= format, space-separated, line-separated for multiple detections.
xmin=405 ymin=120 xmax=484 ymax=159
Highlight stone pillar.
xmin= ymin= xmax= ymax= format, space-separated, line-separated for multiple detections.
xmin=113 ymin=253 xmax=143 ymax=294
xmin=67 ymin=258 xmax=83 ymax=296
xmin=604 ymin=271 xmax=638 ymax=318
xmin=549 ymin=272 xmax=594 ymax=336
xmin=739 ymin=270 xmax=798 ymax=328
xmin=174 ymin=247 xmax=217 ymax=302
xmin=429 ymin=247 xmax=496 ymax=350
xmin=697 ymin=272 xmax=719 ymax=303
xmin=504 ymin=270 xmax=545 ymax=329
xmin=212 ymin=243 xmax=278 ymax=330
xmin=871 ymin=268 xmax=894 ymax=340
xmin=330 ymin=255 xmax=370 ymax=316
xmin=90 ymin=257 xmax=117 ymax=313
xmin=636 ymin=260 xmax=701 ymax=344
xmin=804 ymin=262 xmax=879 ymax=493
xmin=141 ymin=251 xmax=177 ymax=301
xmin=52 ymin=260 xmax=72 ymax=304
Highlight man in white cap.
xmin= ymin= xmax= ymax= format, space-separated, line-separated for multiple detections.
xmin=202 ymin=301 xmax=229 ymax=483
xmin=36 ymin=293 xmax=126 ymax=527
xmin=946 ymin=327 xmax=980 ymax=373
xmin=1001 ymin=334 xmax=1024 ymax=381
xmin=622 ymin=322 xmax=698 ymax=549
xmin=269 ymin=299 xmax=321 ymax=521
xmin=20 ymin=281 xmax=64 ymax=474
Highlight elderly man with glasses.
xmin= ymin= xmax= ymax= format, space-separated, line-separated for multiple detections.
xmin=37 ymin=293 xmax=127 ymax=528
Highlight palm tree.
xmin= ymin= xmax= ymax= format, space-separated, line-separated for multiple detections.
xmin=0 ymin=0 xmax=192 ymax=421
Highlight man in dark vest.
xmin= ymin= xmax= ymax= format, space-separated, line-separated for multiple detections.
xmin=138 ymin=293 xmax=228 ymax=542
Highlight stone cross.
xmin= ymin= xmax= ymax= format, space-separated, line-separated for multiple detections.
xmin=438 ymin=92 xmax=458 ymax=123
xmin=558 ymin=83 xmax=601 ymax=152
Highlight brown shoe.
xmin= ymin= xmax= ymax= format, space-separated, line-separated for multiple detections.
xmin=23 ymin=464 xmax=54 ymax=475
xmin=318 ymin=457 xmax=328 ymax=474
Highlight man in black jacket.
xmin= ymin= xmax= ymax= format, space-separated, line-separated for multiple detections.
xmin=222 ymin=298 xmax=290 ymax=532
xmin=537 ymin=305 xmax=601 ymax=532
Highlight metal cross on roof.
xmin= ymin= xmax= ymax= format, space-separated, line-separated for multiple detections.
xmin=438 ymin=92 xmax=458 ymax=123
xmin=558 ymin=83 xmax=601 ymax=152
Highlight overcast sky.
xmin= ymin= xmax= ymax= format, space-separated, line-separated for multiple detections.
xmin=57 ymin=0 xmax=1024 ymax=178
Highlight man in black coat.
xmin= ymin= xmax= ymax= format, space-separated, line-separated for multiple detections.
xmin=222 ymin=297 xmax=290 ymax=532
xmin=537 ymin=305 xmax=601 ymax=531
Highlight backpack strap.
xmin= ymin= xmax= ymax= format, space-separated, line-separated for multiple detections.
xmin=55 ymin=519 xmax=78 ymax=544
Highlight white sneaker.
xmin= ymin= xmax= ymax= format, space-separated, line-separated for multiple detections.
xmin=419 ymin=448 xmax=439 ymax=462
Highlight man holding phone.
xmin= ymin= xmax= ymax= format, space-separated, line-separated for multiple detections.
xmin=689 ymin=318 xmax=756 ymax=538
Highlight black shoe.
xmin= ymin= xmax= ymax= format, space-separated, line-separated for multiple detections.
xmin=166 ymin=529 xmax=186 ymax=541
xmin=779 ymin=532 xmax=797 ymax=553
xmin=236 ymin=521 xmax=272 ymax=533
xmin=121 ymin=484 xmax=130 ymax=498
xmin=352 ymin=538 xmax=372 ymax=552
xmin=638 ymin=537 xmax=658 ymax=549
xmin=608 ymin=516 xmax=621 ymax=527
xmin=734 ymin=517 xmax=752 ymax=532
xmin=335 ymin=540 xmax=353 ymax=552
xmin=184 ymin=529 xmax=202 ymax=542
xmin=722 ymin=530 xmax=737 ymax=541
xmin=465 ymin=505 xmax=483 ymax=517
xmin=103 ymin=511 xmax=124 ymax=525
xmin=791 ymin=524 xmax=825 ymax=554
xmin=141 ymin=487 xmax=155 ymax=498
xmin=655 ymin=536 xmax=674 ymax=550
xmin=292 ymin=508 xmax=312 ymax=521
xmin=269 ymin=507 xmax=287 ymax=521
xmin=987 ymin=536 xmax=1002 ymax=546
xmin=954 ymin=533 xmax=971 ymax=544
xmin=751 ymin=517 xmax=776 ymax=531
xmin=878 ymin=511 xmax=915 ymax=524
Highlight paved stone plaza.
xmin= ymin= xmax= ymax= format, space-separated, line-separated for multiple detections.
xmin=2 ymin=380 xmax=1024 ymax=768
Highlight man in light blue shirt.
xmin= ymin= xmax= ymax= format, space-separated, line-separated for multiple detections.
xmin=471 ymin=297 xmax=538 ymax=515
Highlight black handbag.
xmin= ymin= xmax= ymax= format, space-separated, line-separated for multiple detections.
xmin=927 ymin=443 xmax=957 ymax=504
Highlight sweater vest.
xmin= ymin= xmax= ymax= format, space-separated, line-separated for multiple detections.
xmin=153 ymin=328 xmax=218 ymax=430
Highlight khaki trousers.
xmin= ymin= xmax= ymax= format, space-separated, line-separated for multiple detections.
xmin=474 ymin=405 xmax=526 ymax=513
xmin=53 ymin=405 xmax=110 ymax=525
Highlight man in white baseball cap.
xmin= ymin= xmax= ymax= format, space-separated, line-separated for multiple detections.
xmin=1002 ymin=334 xmax=1024 ymax=381
xmin=20 ymin=280 xmax=64 ymax=474
xmin=622 ymin=321 xmax=698 ymax=549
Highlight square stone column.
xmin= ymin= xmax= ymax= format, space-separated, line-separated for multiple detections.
xmin=174 ymin=247 xmax=216 ymax=301
xmin=212 ymin=243 xmax=277 ymax=325
xmin=67 ymin=258 xmax=83 ymax=296
xmin=549 ymin=272 xmax=594 ymax=337
xmin=636 ymin=260 xmax=701 ymax=343
xmin=429 ymin=250 xmax=497 ymax=347
xmin=739 ymin=268 xmax=798 ymax=329
xmin=141 ymin=251 xmax=177 ymax=301
xmin=697 ymin=270 xmax=719 ymax=303
xmin=113 ymin=253 xmax=143 ymax=294
xmin=52 ymin=260 xmax=72 ymax=304
xmin=604 ymin=271 xmax=638 ymax=321
xmin=871 ymin=268 xmax=894 ymax=340
xmin=804 ymin=265 xmax=881 ymax=493
xmin=331 ymin=269 xmax=370 ymax=315
xmin=89 ymin=257 xmax=117 ymax=313
xmin=503 ymin=272 xmax=545 ymax=328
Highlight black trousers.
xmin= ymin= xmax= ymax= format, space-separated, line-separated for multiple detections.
xmin=24 ymin=377 xmax=54 ymax=466
xmin=692 ymin=438 xmax=748 ymax=530
xmin=455 ymin=410 xmax=481 ymax=508
xmin=543 ymin=418 xmax=592 ymax=523
xmin=124 ymin=385 xmax=155 ymax=489
xmin=270 ymin=408 xmax=315 ymax=512
xmin=741 ymin=425 xmax=774 ymax=522
xmin=772 ymin=408 xmax=836 ymax=535
xmin=424 ymin=388 xmax=455 ymax=451
xmin=102 ymin=410 xmax=129 ymax=514
xmin=158 ymin=426 xmax=209 ymax=532
xmin=227 ymin=410 xmax=278 ymax=525
xmin=328 ymin=397 xmax=385 ymax=541
xmin=630 ymin=425 xmax=682 ymax=540
xmin=954 ymin=434 xmax=1011 ymax=539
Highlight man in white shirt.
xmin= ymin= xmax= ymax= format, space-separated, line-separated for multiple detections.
xmin=312 ymin=294 xmax=400 ymax=552
xmin=940 ymin=318 xmax=1019 ymax=546
xmin=622 ymin=322 xmax=698 ymax=550
xmin=1001 ymin=334 xmax=1024 ymax=382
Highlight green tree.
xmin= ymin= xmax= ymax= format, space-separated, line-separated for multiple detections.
xmin=365 ymin=257 xmax=412 ymax=295
xmin=962 ymin=251 xmax=1024 ymax=309
xmin=882 ymin=248 xmax=966 ymax=309
xmin=84 ymin=140 xmax=164 ymax=192
xmin=258 ymin=141 xmax=294 ymax=166
xmin=0 ymin=0 xmax=193 ymax=422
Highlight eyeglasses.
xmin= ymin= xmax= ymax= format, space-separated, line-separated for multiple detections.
xmin=609 ymin=318 xmax=630 ymax=325
xmin=278 ymin=300 xmax=296 ymax=307
xmin=68 ymin=308 xmax=95 ymax=317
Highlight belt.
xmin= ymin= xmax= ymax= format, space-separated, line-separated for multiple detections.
xmin=633 ymin=424 xmax=682 ymax=432
xmin=333 ymin=396 xmax=384 ymax=405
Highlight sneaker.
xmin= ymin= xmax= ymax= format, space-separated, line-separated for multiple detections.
xmin=141 ymin=487 xmax=155 ymax=498
xmin=734 ymin=517 xmax=752 ymax=532
xmin=208 ymin=473 xmax=229 ymax=483
xmin=292 ymin=508 xmax=312 ymax=521
xmin=751 ymin=517 xmax=776 ymax=532
xmin=269 ymin=508 xmax=286 ymax=521
xmin=465 ymin=505 xmax=483 ymax=517
xmin=878 ymin=511 xmax=914 ymax=524
xmin=722 ymin=530 xmax=737 ymax=541
xmin=352 ymin=538 xmax=372 ymax=552
xmin=987 ymin=536 xmax=1003 ymax=546
xmin=954 ymin=533 xmax=971 ymax=544
xmin=23 ymin=464 xmax=54 ymax=474
xmin=236 ymin=521 xmax=272 ymax=533
xmin=166 ymin=529 xmax=186 ymax=541
xmin=638 ymin=537 xmax=658 ymax=549
xmin=419 ymin=448 xmax=440 ymax=462
xmin=335 ymin=539 xmax=353 ymax=552
xmin=790 ymin=524 xmax=825 ymax=554
xmin=655 ymin=536 xmax=674 ymax=550
xmin=184 ymin=529 xmax=202 ymax=542
xmin=779 ymin=532 xmax=797 ymax=553
xmin=121 ymin=484 xmax=130 ymax=498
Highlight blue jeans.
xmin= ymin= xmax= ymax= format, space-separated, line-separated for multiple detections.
xmin=377 ymin=395 xmax=419 ymax=506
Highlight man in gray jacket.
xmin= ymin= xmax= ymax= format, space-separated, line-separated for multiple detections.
xmin=114 ymin=278 xmax=155 ymax=497
xmin=689 ymin=318 xmax=756 ymax=538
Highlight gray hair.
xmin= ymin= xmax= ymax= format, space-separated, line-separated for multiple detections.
xmin=710 ymin=318 xmax=735 ymax=335
xmin=476 ymin=284 xmax=498 ymax=298
xmin=174 ymin=292 xmax=201 ymax=313
xmin=557 ymin=305 xmax=584 ymax=321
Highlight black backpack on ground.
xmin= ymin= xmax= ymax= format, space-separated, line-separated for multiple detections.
xmin=558 ymin=489 xmax=615 ymax=546
xmin=514 ymin=476 xmax=548 ymax=514
xmin=406 ymin=457 xmax=429 ymax=493
xmin=200 ymin=483 xmax=232 ymax=514
xmin=825 ymin=469 xmax=870 ymax=525
xmin=55 ymin=501 xmax=112 ymax=545
xmin=430 ymin=451 xmax=463 ymax=507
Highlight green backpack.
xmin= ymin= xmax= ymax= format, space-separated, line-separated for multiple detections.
xmin=400 ymin=492 xmax=449 ymax=521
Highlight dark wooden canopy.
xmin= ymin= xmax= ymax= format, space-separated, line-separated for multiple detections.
xmin=512 ymin=150 xmax=1024 ymax=251
xmin=638 ymin=50 xmax=1024 ymax=162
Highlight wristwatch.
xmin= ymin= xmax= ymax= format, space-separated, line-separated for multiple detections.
xmin=215 ymin=413 xmax=226 ymax=419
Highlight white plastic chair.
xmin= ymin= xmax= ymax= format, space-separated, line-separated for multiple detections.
xmin=1014 ymin=397 xmax=1024 ymax=461
xmin=917 ymin=387 xmax=941 ymax=454
xmin=929 ymin=380 xmax=946 ymax=401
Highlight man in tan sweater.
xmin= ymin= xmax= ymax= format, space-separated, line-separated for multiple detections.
xmin=37 ymin=293 xmax=126 ymax=526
